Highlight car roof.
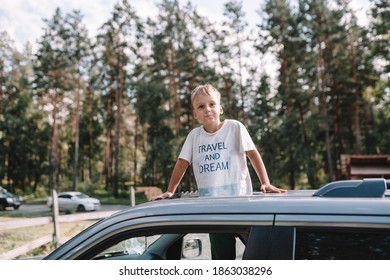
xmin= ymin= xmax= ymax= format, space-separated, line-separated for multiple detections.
xmin=107 ymin=178 xmax=390 ymax=219
xmin=114 ymin=191 xmax=390 ymax=218
xmin=52 ymin=179 xmax=390 ymax=221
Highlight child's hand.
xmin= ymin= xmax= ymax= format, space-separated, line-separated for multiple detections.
xmin=260 ymin=183 xmax=287 ymax=193
xmin=151 ymin=191 xmax=174 ymax=201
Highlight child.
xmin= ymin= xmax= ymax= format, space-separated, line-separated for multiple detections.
xmin=153 ymin=84 xmax=286 ymax=260
xmin=154 ymin=84 xmax=286 ymax=200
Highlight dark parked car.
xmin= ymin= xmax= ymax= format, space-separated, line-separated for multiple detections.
xmin=44 ymin=178 xmax=390 ymax=260
xmin=0 ymin=187 xmax=21 ymax=211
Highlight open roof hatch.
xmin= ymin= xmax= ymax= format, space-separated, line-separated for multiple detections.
xmin=313 ymin=178 xmax=389 ymax=197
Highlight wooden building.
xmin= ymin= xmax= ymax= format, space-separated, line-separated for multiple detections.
xmin=340 ymin=154 xmax=390 ymax=180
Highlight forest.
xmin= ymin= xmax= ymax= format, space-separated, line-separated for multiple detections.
xmin=0 ymin=0 xmax=389 ymax=199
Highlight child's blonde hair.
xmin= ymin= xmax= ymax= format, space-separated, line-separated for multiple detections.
xmin=190 ymin=84 xmax=221 ymax=106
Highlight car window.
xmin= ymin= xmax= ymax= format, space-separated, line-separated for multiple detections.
xmin=96 ymin=235 xmax=162 ymax=258
xmin=295 ymin=228 xmax=390 ymax=260
xmin=59 ymin=194 xmax=72 ymax=199
xmin=182 ymin=233 xmax=245 ymax=260
xmin=87 ymin=227 xmax=248 ymax=260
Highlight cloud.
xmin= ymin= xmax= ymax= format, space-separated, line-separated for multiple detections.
xmin=0 ymin=0 xmax=157 ymax=51
xmin=0 ymin=0 xmax=370 ymax=52
xmin=349 ymin=0 xmax=371 ymax=26
xmin=0 ymin=0 xmax=47 ymax=48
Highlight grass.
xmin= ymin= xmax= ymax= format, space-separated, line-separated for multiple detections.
xmin=0 ymin=210 xmax=48 ymax=219
xmin=0 ymin=218 xmax=95 ymax=258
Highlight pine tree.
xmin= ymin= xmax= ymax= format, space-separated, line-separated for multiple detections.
xmin=34 ymin=8 xmax=72 ymax=194
xmin=62 ymin=10 xmax=93 ymax=191
xmin=0 ymin=33 xmax=49 ymax=193
xmin=258 ymin=0 xmax=309 ymax=188
xmin=95 ymin=0 xmax=143 ymax=197
xmin=222 ymin=0 xmax=251 ymax=123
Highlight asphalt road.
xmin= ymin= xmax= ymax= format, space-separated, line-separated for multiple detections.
xmin=1 ymin=203 xmax=131 ymax=217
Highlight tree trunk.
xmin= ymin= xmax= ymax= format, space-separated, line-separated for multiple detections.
xmin=133 ymin=116 xmax=139 ymax=187
xmin=113 ymin=64 xmax=124 ymax=198
xmin=72 ymin=79 xmax=81 ymax=191
xmin=222 ymin=78 xmax=235 ymax=119
xmin=317 ymin=36 xmax=334 ymax=181
xmin=349 ymin=28 xmax=361 ymax=154
xmin=105 ymin=98 xmax=112 ymax=191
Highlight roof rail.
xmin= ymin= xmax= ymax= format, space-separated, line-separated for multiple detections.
xmin=313 ymin=178 xmax=388 ymax=197
xmin=169 ymin=191 xmax=199 ymax=199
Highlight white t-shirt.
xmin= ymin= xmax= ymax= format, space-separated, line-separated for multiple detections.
xmin=179 ymin=119 xmax=256 ymax=197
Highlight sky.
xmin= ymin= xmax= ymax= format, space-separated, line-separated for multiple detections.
xmin=0 ymin=0 xmax=371 ymax=52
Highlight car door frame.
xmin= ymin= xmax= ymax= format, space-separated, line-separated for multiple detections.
xmin=45 ymin=213 xmax=275 ymax=260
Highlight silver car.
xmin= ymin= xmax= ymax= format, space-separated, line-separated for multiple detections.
xmin=44 ymin=178 xmax=390 ymax=260
xmin=47 ymin=191 xmax=101 ymax=212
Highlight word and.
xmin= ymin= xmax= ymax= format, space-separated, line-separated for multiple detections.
xmin=198 ymin=141 xmax=228 ymax=174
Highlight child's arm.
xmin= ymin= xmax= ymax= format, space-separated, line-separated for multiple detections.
xmin=152 ymin=158 xmax=190 ymax=200
xmin=246 ymin=149 xmax=287 ymax=193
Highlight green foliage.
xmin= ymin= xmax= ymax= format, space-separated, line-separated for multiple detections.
xmin=136 ymin=81 xmax=175 ymax=186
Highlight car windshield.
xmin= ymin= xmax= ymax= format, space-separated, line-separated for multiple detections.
xmin=0 ymin=189 xmax=12 ymax=198
xmin=75 ymin=193 xmax=89 ymax=199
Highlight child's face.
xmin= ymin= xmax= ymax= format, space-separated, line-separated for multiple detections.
xmin=192 ymin=91 xmax=223 ymax=126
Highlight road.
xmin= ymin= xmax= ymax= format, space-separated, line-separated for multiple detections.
xmin=1 ymin=203 xmax=131 ymax=217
